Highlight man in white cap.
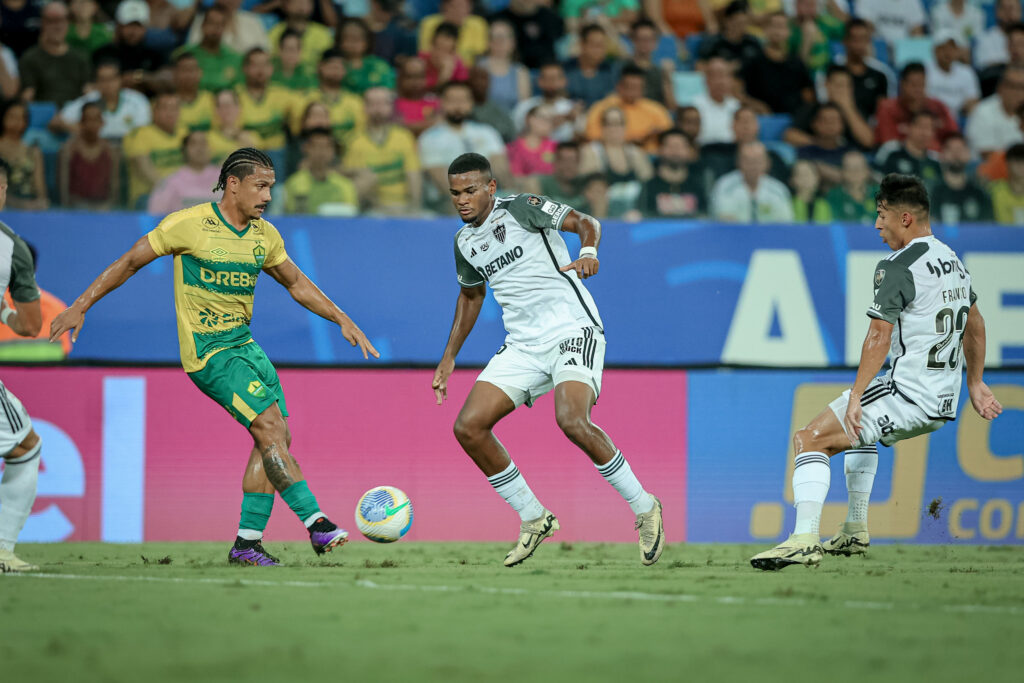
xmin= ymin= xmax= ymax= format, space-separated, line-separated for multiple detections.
xmin=93 ymin=0 xmax=165 ymax=92
xmin=925 ymin=29 xmax=980 ymax=118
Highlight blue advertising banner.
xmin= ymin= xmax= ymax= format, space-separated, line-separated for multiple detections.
xmin=687 ymin=369 xmax=1024 ymax=544
xmin=15 ymin=211 xmax=1024 ymax=366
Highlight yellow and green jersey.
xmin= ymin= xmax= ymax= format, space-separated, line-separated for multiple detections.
xmin=237 ymin=85 xmax=299 ymax=150
xmin=343 ymin=126 xmax=420 ymax=206
xmin=147 ymin=202 xmax=289 ymax=372
xmin=290 ymin=88 xmax=365 ymax=145
xmin=179 ymin=91 xmax=216 ymax=131
xmin=124 ymin=124 xmax=186 ymax=205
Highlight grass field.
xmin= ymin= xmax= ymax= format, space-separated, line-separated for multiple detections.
xmin=3 ymin=541 xmax=1023 ymax=683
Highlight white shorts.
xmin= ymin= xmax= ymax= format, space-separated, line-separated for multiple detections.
xmin=829 ymin=377 xmax=945 ymax=448
xmin=0 ymin=382 xmax=32 ymax=455
xmin=477 ymin=327 xmax=606 ymax=407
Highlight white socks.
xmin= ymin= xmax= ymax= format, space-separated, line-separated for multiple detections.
xmin=488 ymin=461 xmax=545 ymax=522
xmin=596 ymin=450 xmax=654 ymax=515
xmin=792 ymin=451 xmax=830 ymax=536
xmin=0 ymin=441 xmax=41 ymax=552
xmin=844 ymin=445 xmax=878 ymax=525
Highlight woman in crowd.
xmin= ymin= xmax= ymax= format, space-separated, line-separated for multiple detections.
xmin=579 ymin=106 xmax=652 ymax=215
xmin=0 ymin=100 xmax=47 ymax=210
xmin=58 ymin=101 xmax=118 ymax=210
xmin=476 ymin=19 xmax=530 ymax=112
xmin=507 ymin=105 xmax=557 ymax=192
xmin=337 ymin=17 xmax=396 ymax=94
xmin=789 ymin=160 xmax=831 ymax=223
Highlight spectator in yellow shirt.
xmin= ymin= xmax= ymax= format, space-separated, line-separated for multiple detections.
xmin=173 ymin=52 xmax=216 ymax=131
xmin=991 ymin=142 xmax=1024 ymax=225
xmin=237 ymin=48 xmax=298 ymax=151
xmin=284 ymin=127 xmax=358 ymax=214
xmin=122 ymin=91 xmax=185 ymax=208
xmin=208 ymin=88 xmax=260 ymax=163
xmin=267 ymin=0 xmax=333 ymax=69
xmin=343 ymin=86 xmax=422 ymax=214
xmin=584 ymin=64 xmax=673 ymax=151
xmin=417 ymin=0 xmax=488 ymax=63
xmin=291 ymin=49 xmax=366 ymax=146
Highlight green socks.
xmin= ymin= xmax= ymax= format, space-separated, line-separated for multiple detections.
xmin=281 ymin=481 xmax=324 ymax=527
xmin=238 ymin=492 xmax=274 ymax=540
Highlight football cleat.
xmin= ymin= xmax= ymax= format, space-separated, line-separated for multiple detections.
xmin=0 ymin=548 xmax=39 ymax=573
xmin=822 ymin=522 xmax=871 ymax=556
xmin=504 ymin=510 xmax=559 ymax=567
xmin=308 ymin=518 xmax=349 ymax=555
xmin=750 ymin=533 xmax=824 ymax=571
xmin=635 ymin=494 xmax=664 ymax=566
xmin=228 ymin=540 xmax=281 ymax=566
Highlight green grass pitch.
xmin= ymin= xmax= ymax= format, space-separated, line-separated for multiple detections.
xmin=4 ymin=542 xmax=1023 ymax=682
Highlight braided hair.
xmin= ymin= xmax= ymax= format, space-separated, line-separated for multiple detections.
xmin=213 ymin=147 xmax=274 ymax=192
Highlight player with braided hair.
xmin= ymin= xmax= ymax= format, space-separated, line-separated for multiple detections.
xmin=51 ymin=148 xmax=380 ymax=565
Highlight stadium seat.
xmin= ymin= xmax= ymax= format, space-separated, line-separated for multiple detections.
xmin=27 ymin=102 xmax=56 ymax=131
xmin=765 ymin=140 xmax=796 ymax=166
xmin=758 ymin=114 xmax=792 ymax=142
xmin=894 ymin=37 xmax=933 ymax=69
xmin=872 ymin=36 xmax=893 ymax=67
xmin=672 ymin=71 xmax=706 ymax=106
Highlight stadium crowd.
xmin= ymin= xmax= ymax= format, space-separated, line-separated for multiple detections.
xmin=0 ymin=0 xmax=1021 ymax=223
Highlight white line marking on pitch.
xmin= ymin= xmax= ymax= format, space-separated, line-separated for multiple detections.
xmin=6 ymin=572 xmax=1023 ymax=616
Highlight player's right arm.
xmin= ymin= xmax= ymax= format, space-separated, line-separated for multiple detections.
xmin=48 ymin=236 xmax=160 ymax=343
xmin=433 ymin=284 xmax=486 ymax=405
xmin=963 ymin=302 xmax=1003 ymax=420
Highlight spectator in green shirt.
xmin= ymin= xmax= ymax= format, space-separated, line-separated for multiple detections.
xmin=788 ymin=0 xmax=844 ymax=73
xmin=338 ymin=17 xmax=396 ymax=95
xmin=284 ymin=127 xmax=358 ymax=214
xmin=826 ymin=150 xmax=877 ymax=223
xmin=172 ymin=4 xmax=241 ymax=92
xmin=66 ymin=0 xmax=112 ymax=57
xmin=272 ymin=29 xmax=319 ymax=92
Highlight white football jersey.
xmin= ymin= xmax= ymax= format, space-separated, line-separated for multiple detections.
xmin=453 ymin=194 xmax=603 ymax=345
xmin=868 ymin=235 xmax=975 ymax=420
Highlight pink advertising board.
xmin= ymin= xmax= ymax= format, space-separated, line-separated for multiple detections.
xmin=1 ymin=367 xmax=686 ymax=543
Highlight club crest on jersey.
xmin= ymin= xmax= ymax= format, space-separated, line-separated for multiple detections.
xmin=527 ymin=195 xmax=542 ymax=206
xmin=875 ymin=268 xmax=885 ymax=287
xmin=253 ymin=243 xmax=266 ymax=268
xmin=247 ymin=381 xmax=267 ymax=398
xmin=493 ymin=223 xmax=506 ymax=244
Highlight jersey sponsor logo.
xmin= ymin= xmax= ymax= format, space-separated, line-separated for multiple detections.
xmin=926 ymin=258 xmax=966 ymax=279
xmin=875 ymin=268 xmax=885 ymax=287
xmin=541 ymin=200 xmax=559 ymax=216
xmin=252 ymin=244 xmax=266 ymax=268
xmin=199 ymin=266 xmax=258 ymax=289
xmin=202 ymin=217 xmax=219 ymax=228
xmin=526 ymin=195 xmax=542 ymax=206
xmin=559 ymin=337 xmax=585 ymax=355
xmin=876 ymin=414 xmax=895 ymax=437
xmin=480 ymin=242 xmax=489 ymax=251
xmin=475 ymin=245 xmax=524 ymax=280
xmin=197 ymin=306 xmax=248 ymax=328
xmin=493 ymin=223 xmax=506 ymax=244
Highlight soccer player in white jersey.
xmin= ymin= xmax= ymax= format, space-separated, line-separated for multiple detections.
xmin=431 ymin=153 xmax=665 ymax=567
xmin=751 ymin=174 xmax=1003 ymax=571
xmin=0 ymin=159 xmax=44 ymax=572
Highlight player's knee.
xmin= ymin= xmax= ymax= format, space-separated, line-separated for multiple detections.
xmin=453 ymin=414 xmax=483 ymax=446
xmin=250 ymin=410 xmax=287 ymax=447
xmin=555 ymin=408 xmax=589 ymax=443
xmin=793 ymin=428 xmax=819 ymax=454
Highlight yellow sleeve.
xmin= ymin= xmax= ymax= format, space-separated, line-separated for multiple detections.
xmin=147 ymin=212 xmax=194 ymax=256
xmin=123 ymin=127 xmax=146 ymax=159
xmin=342 ymin=135 xmax=365 ymax=169
xmin=418 ymin=15 xmax=441 ymax=53
xmin=398 ymin=129 xmax=421 ymax=171
xmin=461 ymin=16 xmax=489 ymax=61
xmin=336 ymin=174 xmax=357 ymax=206
xmin=290 ymin=93 xmax=315 ymax=135
xmin=262 ymin=222 xmax=289 ymax=268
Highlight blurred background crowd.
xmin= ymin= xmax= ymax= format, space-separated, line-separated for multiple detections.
xmin=0 ymin=0 xmax=1021 ymax=223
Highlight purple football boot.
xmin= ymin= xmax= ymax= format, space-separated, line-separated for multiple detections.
xmin=228 ymin=539 xmax=281 ymax=566
xmin=308 ymin=517 xmax=349 ymax=555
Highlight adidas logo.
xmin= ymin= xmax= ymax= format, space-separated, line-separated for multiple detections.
xmin=565 ymin=358 xmax=577 ymax=366
xmin=470 ymin=248 xmax=477 ymax=257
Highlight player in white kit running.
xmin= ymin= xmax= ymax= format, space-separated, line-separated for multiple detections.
xmin=0 ymin=158 xmax=45 ymax=572
xmin=432 ymin=153 xmax=664 ymax=567
xmin=751 ymin=174 xmax=1003 ymax=571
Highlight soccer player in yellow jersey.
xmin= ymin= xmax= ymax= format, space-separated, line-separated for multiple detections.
xmin=50 ymin=148 xmax=380 ymax=566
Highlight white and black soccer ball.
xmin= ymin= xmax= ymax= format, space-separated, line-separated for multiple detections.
xmin=355 ymin=486 xmax=413 ymax=543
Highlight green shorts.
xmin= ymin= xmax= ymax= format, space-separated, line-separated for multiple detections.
xmin=187 ymin=342 xmax=288 ymax=428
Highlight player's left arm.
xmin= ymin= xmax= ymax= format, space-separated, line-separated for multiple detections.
xmin=263 ymin=258 xmax=380 ymax=360
xmin=963 ymin=302 xmax=1002 ymax=420
xmin=558 ymin=209 xmax=601 ymax=280
xmin=845 ymin=317 xmax=894 ymax=445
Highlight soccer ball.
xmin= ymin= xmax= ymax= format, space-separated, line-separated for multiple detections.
xmin=355 ymin=486 xmax=413 ymax=543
